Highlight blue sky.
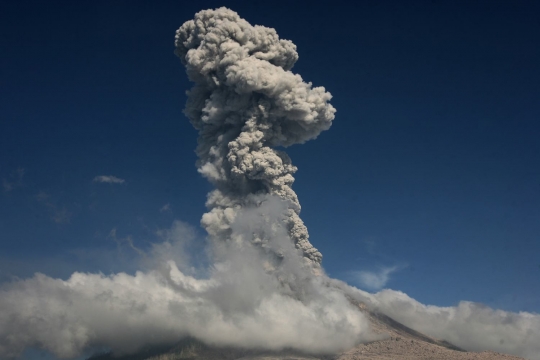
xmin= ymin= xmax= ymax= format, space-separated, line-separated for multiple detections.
xmin=1 ymin=0 xmax=539 ymax=350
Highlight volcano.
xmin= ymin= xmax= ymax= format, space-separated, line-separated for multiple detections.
xmin=1 ymin=6 xmax=535 ymax=360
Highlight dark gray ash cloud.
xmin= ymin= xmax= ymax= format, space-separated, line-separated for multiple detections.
xmin=175 ymin=7 xmax=336 ymax=266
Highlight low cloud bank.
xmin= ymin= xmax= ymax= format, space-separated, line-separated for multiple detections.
xmin=1 ymin=216 xmax=539 ymax=359
xmin=337 ymin=281 xmax=540 ymax=360
xmin=0 ymin=210 xmax=375 ymax=359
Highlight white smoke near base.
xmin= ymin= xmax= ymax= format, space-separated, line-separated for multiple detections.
xmin=0 ymin=7 xmax=539 ymax=360
xmin=337 ymin=281 xmax=540 ymax=360
xmin=0 ymin=215 xmax=373 ymax=359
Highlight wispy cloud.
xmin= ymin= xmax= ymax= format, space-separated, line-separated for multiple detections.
xmin=362 ymin=237 xmax=377 ymax=255
xmin=36 ymin=191 xmax=72 ymax=224
xmin=350 ymin=265 xmax=404 ymax=290
xmin=2 ymin=179 xmax=13 ymax=192
xmin=93 ymin=175 xmax=125 ymax=184
xmin=108 ymin=228 xmax=145 ymax=257
xmin=51 ymin=207 xmax=71 ymax=224
xmin=160 ymin=203 xmax=171 ymax=212
xmin=2 ymin=167 xmax=25 ymax=192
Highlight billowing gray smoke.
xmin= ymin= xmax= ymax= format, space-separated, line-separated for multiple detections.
xmin=175 ymin=7 xmax=335 ymax=267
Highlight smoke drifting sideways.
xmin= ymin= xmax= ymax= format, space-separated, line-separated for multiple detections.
xmin=0 ymin=7 xmax=539 ymax=360
xmin=0 ymin=216 xmax=373 ymax=359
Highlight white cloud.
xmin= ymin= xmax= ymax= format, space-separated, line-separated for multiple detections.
xmin=350 ymin=266 xmax=400 ymax=290
xmin=2 ymin=217 xmax=539 ymax=360
xmin=332 ymin=281 xmax=540 ymax=360
xmin=93 ymin=175 xmax=125 ymax=184
xmin=160 ymin=203 xmax=171 ymax=212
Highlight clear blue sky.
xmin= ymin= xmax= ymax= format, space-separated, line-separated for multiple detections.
xmin=1 ymin=0 xmax=539 ymax=331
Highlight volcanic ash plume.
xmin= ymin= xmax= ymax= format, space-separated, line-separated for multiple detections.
xmin=0 ymin=8 xmax=375 ymax=359
xmin=175 ymin=7 xmax=335 ymax=267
